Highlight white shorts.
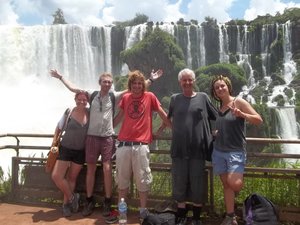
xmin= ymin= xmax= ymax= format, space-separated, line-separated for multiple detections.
xmin=115 ymin=144 xmax=152 ymax=192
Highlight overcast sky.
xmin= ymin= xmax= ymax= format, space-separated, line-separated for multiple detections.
xmin=1 ymin=0 xmax=300 ymax=26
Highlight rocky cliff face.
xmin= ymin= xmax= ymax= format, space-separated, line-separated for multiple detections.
xmin=292 ymin=20 xmax=300 ymax=66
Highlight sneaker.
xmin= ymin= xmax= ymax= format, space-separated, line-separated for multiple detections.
xmin=176 ymin=217 xmax=187 ymax=225
xmin=70 ymin=193 xmax=80 ymax=213
xmin=82 ymin=200 xmax=95 ymax=217
xmin=62 ymin=203 xmax=72 ymax=217
xmin=105 ymin=210 xmax=119 ymax=224
xmin=220 ymin=215 xmax=238 ymax=225
xmin=102 ymin=201 xmax=111 ymax=217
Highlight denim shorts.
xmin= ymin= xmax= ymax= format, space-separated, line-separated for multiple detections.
xmin=212 ymin=148 xmax=246 ymax=175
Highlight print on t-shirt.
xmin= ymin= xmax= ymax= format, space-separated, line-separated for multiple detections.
xmin=128 ymin=100 xmax=145 ymax=119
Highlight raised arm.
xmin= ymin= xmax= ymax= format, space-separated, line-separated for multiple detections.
xmin=50 ymin=69 xmax=83 ymax=93
xmin=145 ymin=69 xmax=163 ymax=88
xmin=231 ymin=98 xmax=263 ymax=125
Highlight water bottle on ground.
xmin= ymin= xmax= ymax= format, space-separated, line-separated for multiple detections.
xmin=118 ymin=198 xmax=127 ymax=225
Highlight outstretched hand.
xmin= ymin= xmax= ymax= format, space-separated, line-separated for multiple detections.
xmin=49 ymin=69 xmax=61 ymax=79
xmin=150 ymin=69 xmax=163 ymax=81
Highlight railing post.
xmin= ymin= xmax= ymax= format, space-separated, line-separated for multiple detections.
xmin=16 ymin=137 xmax=20 ymax=156
xmin=11 ymin=157 xmax=19 ymax=199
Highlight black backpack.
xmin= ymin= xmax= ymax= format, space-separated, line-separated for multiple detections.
xmin=243 ymin=193 xmax=279 ymax=225
xmin=90 ymin=91 xmax=115 ymax=116
xmin=141 ymin=212 xmax=175 ymax=225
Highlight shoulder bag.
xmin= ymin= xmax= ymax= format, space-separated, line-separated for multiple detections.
xmin=45 ymin=108 xmax=72 ymax=173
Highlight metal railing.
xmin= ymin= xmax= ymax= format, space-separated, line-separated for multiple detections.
xmin=1 ymin=133 xmax=300 ymax=221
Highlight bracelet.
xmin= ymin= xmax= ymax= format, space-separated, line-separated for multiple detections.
xmin=59 ymin=76 xmax=63 ymax=80
xmin=149 ymin=78 xmax=154 ymax=83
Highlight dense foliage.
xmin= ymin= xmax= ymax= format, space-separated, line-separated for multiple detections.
xmin=52 ymin=8 xmax=67 ymax=25
xmin=113 ymin=13 xmax=149 ymax=27
xmin=119 ymin=27 xmax=186 ymax=99
xmin=195 ymin=63 xmax=247 ymax=96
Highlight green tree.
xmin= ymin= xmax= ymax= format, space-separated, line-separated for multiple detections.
xmin=119 ymin=28 xmax=186 ymax=99
xmin=113 ymin=13 xmax=149 ymax=27
xmin=52 ymin=8 xmax=67 ymax=25
xmin=195 ymin=63 xmax=247 ymax=96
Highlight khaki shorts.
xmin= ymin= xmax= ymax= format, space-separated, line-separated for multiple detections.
xmin=116 ymin=144 xmax=152 ymax=192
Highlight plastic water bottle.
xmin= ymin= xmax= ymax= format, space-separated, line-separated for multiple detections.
xmin=118 ymin=198 xmax=127 ymax=225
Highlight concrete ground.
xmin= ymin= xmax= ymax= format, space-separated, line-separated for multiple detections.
xmin=0 ymin=202 xmax=245 ymax=225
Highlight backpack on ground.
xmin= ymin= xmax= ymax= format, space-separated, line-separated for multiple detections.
xmin=141 ymin=200 xmax=176 ymax=225
xmin=141 ymin=212 xmax=175 ymax=225
xmin=243 ymin=193 xmax=279 ymax=225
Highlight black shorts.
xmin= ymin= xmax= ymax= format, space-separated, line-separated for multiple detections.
xmin=58 ymin=145 xmax=85 ymax=165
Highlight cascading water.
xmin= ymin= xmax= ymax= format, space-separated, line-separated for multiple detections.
xmin=0 ymin=21 xmax=298 ymax=174
xmin=276 ymin=108 xmax=299 ymax=157
xmin=218 ymin=24 xmax=229 ymax=63
xmin=234 ymin=24 xmax=256 ymax=103
xmin=186 ymin=26 xmax=192 ymax=68
xmin=197 ymin=26 xmax=206 ymax=67
xmin=273 ymin=21 xmax=299 ymax=156
xmin=0 ymin=24 xmax=108 ymax=174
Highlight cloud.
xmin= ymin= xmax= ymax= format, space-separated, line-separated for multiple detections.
xmin=100 ymin=0 xmax=178 ymax=24
xmin=0 ymin=0 xmax=19 ymax=25
xmin=163 ymin=0 xmax=185 ymax=23
xmin=1 ymin=0 xmax=105 ymax=25
xmin=1 ymin=0 xmax=300 ymax=26
xmin=100 ymin=0 xmax=236 ymax=24
xmin=244 ymin=0 xmax=300 ymax=21
xmin=51 ymin=0 xmax=105 ymax=25
xmin=186 ymin=0 xmax=235 ymax=23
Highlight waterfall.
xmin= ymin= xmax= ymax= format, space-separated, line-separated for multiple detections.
xmin=236 ymin=25 xmax=256 ymax=103
xmin=273 ymin=21 xmax=298 ymax=156
xmin=282 ymin=21 xmax=297 ymax=85
xmin=158 ymin=23 xmax=175 ymax=35
xmin=218 ymin=24 xmax=229 ymax=63
xmin=0 ymin=24 xmax=116 ymax=139
xmin=268 ymin=21 xmax=297 ymax=107
xmin=121 ymin=24 xmax=149 ymax=74
xmin=0 ymin=22 xmax=299 ymax=173
xmin=124 ymin=24 xmax=146 ymax=49
xmin=276 ymin=108 xmax=299 ymax=157
xmin=261 ymin=24 xmax=275 ymax=77
xmin=236 ymin=25 xmax=256 ymax=88
xmin=198 ymin=26 xmax=206 ymax=67
xmin=186 ymin=26 xmax=192 ymax=68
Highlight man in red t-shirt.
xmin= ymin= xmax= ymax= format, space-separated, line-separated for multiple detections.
xmin=107 ymin=70 xmax=170 ymax=222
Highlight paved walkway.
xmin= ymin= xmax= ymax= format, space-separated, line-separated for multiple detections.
xmin=0 ymin=202 xmax=140 ymax=225
xmin=0 ymin=202 xmax=245 ymax=225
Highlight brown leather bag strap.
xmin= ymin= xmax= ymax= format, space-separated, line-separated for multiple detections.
xmin=54 ymin=108 xmax=72 ymax=145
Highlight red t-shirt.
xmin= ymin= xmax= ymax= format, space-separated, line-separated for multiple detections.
xmin=118 ymin=92 xmax=161 ymax=143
